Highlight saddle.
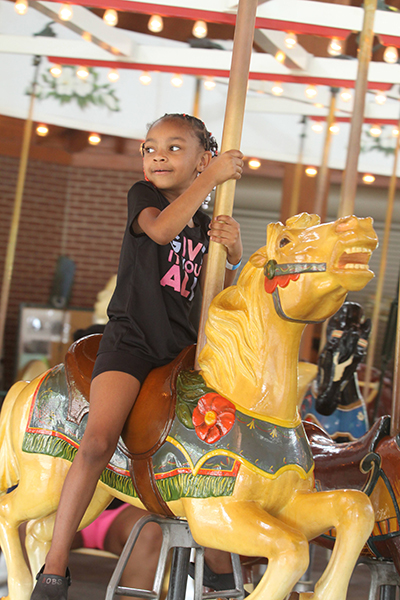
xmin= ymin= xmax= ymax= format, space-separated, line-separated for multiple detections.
xmin=64 ymin=335 xmax=196 ymax=516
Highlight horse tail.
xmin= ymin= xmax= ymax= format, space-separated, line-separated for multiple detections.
xmin=0 ymin=381 xmax=28 ymax=495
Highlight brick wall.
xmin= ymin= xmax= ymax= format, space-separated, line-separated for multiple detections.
xmin=0 ymin=155 xmax=140 ymax=389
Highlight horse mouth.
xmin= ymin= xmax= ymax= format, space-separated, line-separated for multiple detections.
xmin=337 ymin=247 xmax=372 ymax=271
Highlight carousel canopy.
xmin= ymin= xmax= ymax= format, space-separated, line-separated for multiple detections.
xmin=1 ymin=0 xmax=400 ymax=176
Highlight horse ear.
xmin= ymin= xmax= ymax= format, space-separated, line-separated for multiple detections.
xmin=265 ymin=221 xmax=284 ymax=257
xmin=286 ymin=213 xmax=320 ymax=228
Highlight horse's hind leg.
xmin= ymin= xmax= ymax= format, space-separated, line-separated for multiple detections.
xmin=281 ymin=489 xmax=374 ymax=600
xmin=183 ymin=498 xmax=309 ymax=600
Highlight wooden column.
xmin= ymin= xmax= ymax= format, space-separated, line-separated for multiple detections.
xmin=339 ymin=0 xmax=377 ymax=217
xmin=0 ymin=56 xmax=41 ymax=388
xmin=289 ymin=116 xmax=308 ymax=218
xmin=195 ymin=0 xmax=258 ymax=365
xmin=314 ymin=88 xmax=338 ymax=218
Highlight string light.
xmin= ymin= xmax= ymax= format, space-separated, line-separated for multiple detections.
xmin=203 ymin=77 xmax=216 ymax=90
xmin=375 ymin=91 xmax=387 ymax=105
xmin=103 ymin=9 xmax=118 ymax=26
xmin=284 ymin=33 xmax=297 ymax=49
xmin=392 ymin=127 xmax=399 ymax=137
xmin=14 ymin=0 xmax=28 ymax=15
xmin=327 ymin=38 xmax=343 ymax=56
xmin=139 ymin=72 xmax=152 ymax=85
xmin=305 ymin=85 xmax=317 ymax=99
xmin=329 ymin=123 xmax=340 ymax=134
xmin=88 ymin=133 xmax=101 ymax=145
xmin=314 ymin=103 xmax=324 ymax=109
xmin=36 ymin=124 xmax=49 ymax=137
xmin=108 ymin=68 xmax=119 ymax=82
xmin=148 ymin=14 xmax=163 ymax=33
xmin=248 ymin=159 xmax=261 ymax=170
xmin=369 ymin=124 xmax=382 ymax=138
xmin=305 ymin=166 xmax=318 ymax=177
xmin=275 ymin=51 xmax=285 ymax=63
xmin=50 ymin=64 xmax=62 ymax=78
xmin=58 ymin=4 xmax=73 ymax=21
xmin=311 ymin=122 xmax=323 ymax=133
xmin=271 ymin=83 xmax=284 ymax=96
xmin=363 ymin=174 xmax=375 ymax=184
xmin=171 ymin=74 xmax=183 ymax=88
xmin=192 ymin=20 xmax=207 ymax=39
xmin=383 ymin=46 xmax=398 ymax=64
xmin=340 ymin=88 xmax=352 ymax=102
xmin=76 ymin=66 xmax=89 ymax=80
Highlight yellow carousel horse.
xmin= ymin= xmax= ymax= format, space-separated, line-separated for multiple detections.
xmin=0 ymin=213 xmax=378 ymax=600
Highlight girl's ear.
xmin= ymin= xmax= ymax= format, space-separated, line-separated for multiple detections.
xmin=197 ymin=151 xmax=212 ymax=173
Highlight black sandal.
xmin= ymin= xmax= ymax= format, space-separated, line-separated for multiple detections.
xmin=30 ymin=566 xmax=71 ymax=600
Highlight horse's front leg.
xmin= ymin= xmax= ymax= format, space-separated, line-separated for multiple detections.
xmin=182 ymin=498 xmax=309 ymax=600
xmin=280 ymin=489 xmax=374 ymax=600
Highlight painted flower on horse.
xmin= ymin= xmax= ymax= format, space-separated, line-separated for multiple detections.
xmin=192 ymin=393 xmax=236 ymax=444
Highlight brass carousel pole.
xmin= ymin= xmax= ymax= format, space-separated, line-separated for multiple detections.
xmin=289 ymin=116 xmax=308 ymax=217
xmin=338 ymin=0 xmax=377 ymax=217
xmin=0 ymin=56 xmax=41 ymax=388
xmin=392 ymin=274 xmax=400 ymax=435
xmin=314 ymin=88 xmax=338 ymax=218
xmin=195 ymin=0 xmax=258 ymax=366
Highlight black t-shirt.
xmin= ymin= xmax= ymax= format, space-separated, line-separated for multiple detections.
xmin=98 ymin=180 xmax=211 ymax=364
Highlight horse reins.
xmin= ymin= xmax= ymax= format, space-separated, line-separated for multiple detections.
xmin=264 ymin=259 xmax=327 ymax=324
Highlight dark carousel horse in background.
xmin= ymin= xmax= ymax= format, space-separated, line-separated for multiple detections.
xmin=301 ymin=302 xmax=371 ymax=442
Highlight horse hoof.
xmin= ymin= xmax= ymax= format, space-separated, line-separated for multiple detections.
xmin=30 ymin=566 xmax=71 ymax=600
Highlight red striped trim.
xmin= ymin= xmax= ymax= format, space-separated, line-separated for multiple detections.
xmin=47 ymin=57 xmax=392 ymax=90
xmin=379 ymin=34 xmax=400 ymax=48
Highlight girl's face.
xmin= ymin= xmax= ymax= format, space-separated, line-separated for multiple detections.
xmin=142 ymin=119 xmax=211 ymax=201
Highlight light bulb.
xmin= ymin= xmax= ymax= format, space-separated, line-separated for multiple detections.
xmin=59 ymin=4 xmax=73 ymax=21
xmin=108 ymin=68 xmax=119 ymax=82
xmin=375 ymin=91 xmax=387 ymax=105
xmin=329 ymin=123 xmax=340 ymax=134
xmin=363 ymin=174 xmax=375 ymax=184
xmin=305 ymin=166 xmax=317 ymax=177
xmin=203 ymin=77 xmax=216 ymax=90
xmin=103 ymin=9 xmax=118 ymax=26
xmin=271 ymin=83 xmax=284 ymax=96
xmin=305 ymin=85 xmax=317 ymax=99
xmin=314 ymin=103 xmax=324 ymax=109
xmin=248 ymin=159 xmax=261 ymax=170
xmin=311 ymin=122 xmax=323 ymax=133
xmin=148 ymin=14 xmax=163 ymax=33
xmin=370 ymin=124 xmax=382 ymax=138
xmin=275 ymin=51 xmax=285 ymax=63
xmin=14 ymin=0 xmax=28 ymax=15
xmin=171 ymin=74 xmax=183 ymax=88
xmin=88 ymin=133 xmax=101 ymax=145
xmin=284 ymin=32 xmax=297 ymax=49
xmin=327 ymin=38 xmax=342 ymax=57
xmin=139 ymin=72 xmax=152 ymax=85
xmin=392 ymin=127 xmax=399 ymax=137
xmin=76 ymin=66 xmax=89 ymax=80
xmin=340 ymin=88 xmax=352 ymax=102
xmin=36 ymin=124 xmax=49 ymax=137
xmin=383 ymin=46 xmax=398 ymax=64
xmin=50 ymin=64 xmax=62 ymax=78
xmin=192 ymin=20 xmax=207 ymax=39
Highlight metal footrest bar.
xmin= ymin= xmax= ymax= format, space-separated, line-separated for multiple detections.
xmin=105 ymin=513 xmax=244 ymax=600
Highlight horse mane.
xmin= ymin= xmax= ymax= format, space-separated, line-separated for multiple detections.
xmin=198 ymin=250 xmax=268 ymax=397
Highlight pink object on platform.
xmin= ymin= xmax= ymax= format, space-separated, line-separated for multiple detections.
xmin=80 ymin=504 xmax=129 ymax=551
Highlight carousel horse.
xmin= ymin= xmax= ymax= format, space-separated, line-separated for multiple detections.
xmin=0 ymin=213 xmax=378 ymax=600
xmin=301 ymin=302 xmax=371 ymax=442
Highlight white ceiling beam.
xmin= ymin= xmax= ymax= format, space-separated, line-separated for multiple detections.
xmin=254 ymin=29 xmax=311 ymax=70
xmin=2 ymin=34 xmax=399 ymax=91
xmin=30 ymin=1 xmax=135 ymax=56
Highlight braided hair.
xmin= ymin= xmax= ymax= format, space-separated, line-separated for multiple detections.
xmin=144 ymin=113 xmax=218 ymax=157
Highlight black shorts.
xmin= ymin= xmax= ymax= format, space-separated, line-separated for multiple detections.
xmin=91 ymin=350 xmax=160 ymax=384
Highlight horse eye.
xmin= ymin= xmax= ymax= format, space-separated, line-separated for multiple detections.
xmin=279 ymin=237 xmax=290 ymax=248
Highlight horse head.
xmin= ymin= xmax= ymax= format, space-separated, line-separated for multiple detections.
xmin=199 ymin=213 xmax=377 ymax=416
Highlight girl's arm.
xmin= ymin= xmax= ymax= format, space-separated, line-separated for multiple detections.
xmin=136 ymin=150 xmax=243 ymax=245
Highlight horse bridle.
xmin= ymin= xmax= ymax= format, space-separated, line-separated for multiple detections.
xmin=264 ymin=259 xmax=327 ymax=324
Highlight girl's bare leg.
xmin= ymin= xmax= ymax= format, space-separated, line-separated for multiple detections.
xmin=43 ymin=371 xmax=141 ymax=576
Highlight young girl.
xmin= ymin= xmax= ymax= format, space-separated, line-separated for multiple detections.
xmin=30 ymin=113 xmax=244 ymax=600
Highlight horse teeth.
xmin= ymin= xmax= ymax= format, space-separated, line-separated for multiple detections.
xmin=344 ymin=247 xmax=371 ymax=255
xmin=344 ymin=263 xmax=368 ymax=270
